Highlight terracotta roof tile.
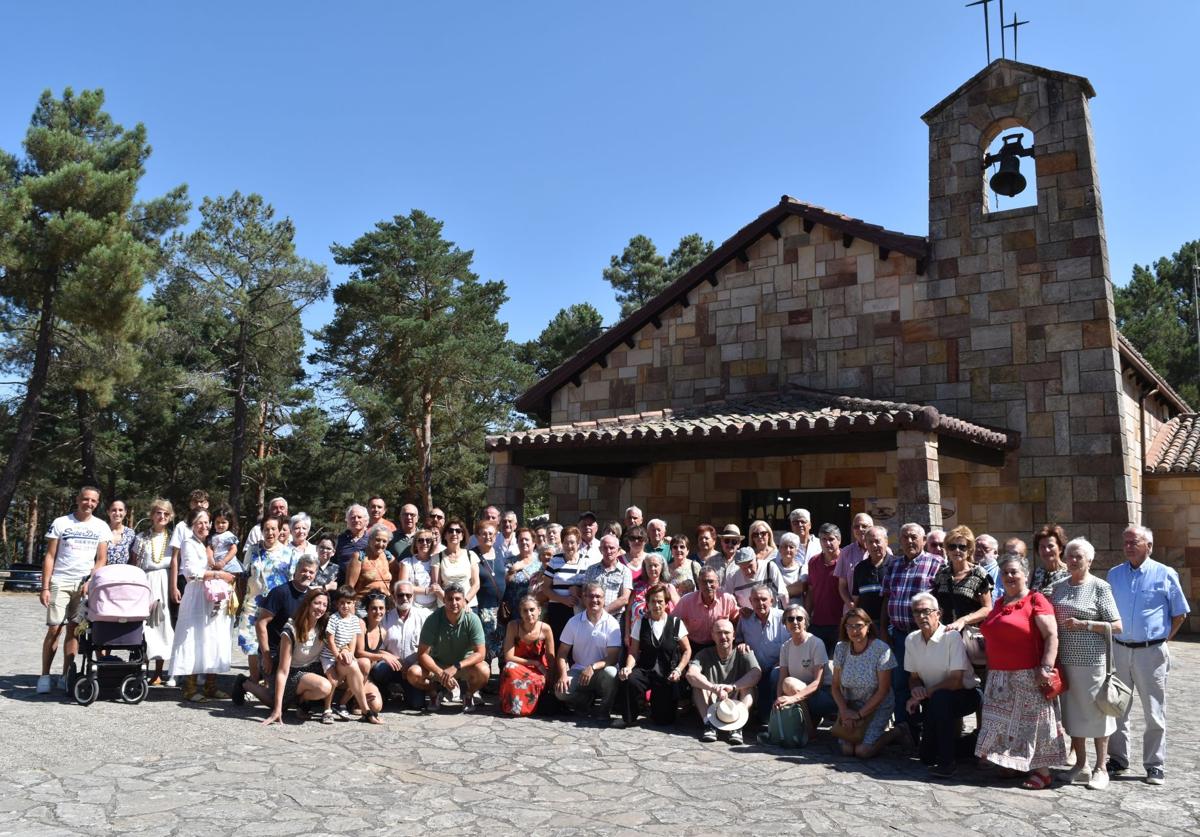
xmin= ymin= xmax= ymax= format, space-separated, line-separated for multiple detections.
xmin=1146 ymin=414 xmax=1200 ymax=474
xmin=489 ymin=386 xmax=1019 ymax=453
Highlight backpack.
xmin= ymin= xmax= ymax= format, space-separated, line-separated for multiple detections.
xmin=764 ymin=702 xmax=810 ymax=748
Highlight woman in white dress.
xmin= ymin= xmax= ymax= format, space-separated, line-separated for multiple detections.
xmin=135 ymin=498 xmax=176 ymax=685
xmin=169 ymin=509 xmax=235 ymax=701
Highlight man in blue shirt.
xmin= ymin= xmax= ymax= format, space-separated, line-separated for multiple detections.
xmin=736 ymin=584 xmax=786 ymax=722
xmin=1106 ymin=525 xmax=1190 ymax=785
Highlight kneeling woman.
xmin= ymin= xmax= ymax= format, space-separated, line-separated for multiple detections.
xmin=616 ymin=583 xmax=692 ymax=727
xmin=831 ymin=607 xmax=897 ymax=758
xmin=168 ymin=509 xmax=235 ymax=701
xmin=241 ymin=587 xmax=333 ymax=725
xmin=498 ymin=595 xmax=556 ymax=716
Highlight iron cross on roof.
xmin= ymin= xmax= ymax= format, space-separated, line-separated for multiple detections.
xmin=966 ymin=0 xmax=1030 ymax=65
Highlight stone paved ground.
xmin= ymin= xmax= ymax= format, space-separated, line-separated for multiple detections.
xmin=0 ymin=591 xmax=1197 ymax=837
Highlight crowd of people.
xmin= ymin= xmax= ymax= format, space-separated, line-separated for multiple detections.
xmin=34 ymin=486 xmax=1190 ymax=790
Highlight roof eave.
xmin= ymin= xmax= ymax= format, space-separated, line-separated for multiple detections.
xmin=921 ymin=58 xmax=1096 ymax=124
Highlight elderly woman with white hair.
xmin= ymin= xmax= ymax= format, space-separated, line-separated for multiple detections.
xmin=1050 ymin=537 xmax=1122 ymax=790
xmin=289 ymin=512 xmax=317 ymax=561
xmin=335 ymin=503 xmax=371 ymax=581
xmin=774 ymin=532 xmax=809 ymax=606
xmin=904 ymin=591 xmax=981 ymax=778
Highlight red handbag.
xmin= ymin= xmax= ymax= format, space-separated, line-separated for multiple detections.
xmin=1039 ymin=666 xmax=1068 ymax=700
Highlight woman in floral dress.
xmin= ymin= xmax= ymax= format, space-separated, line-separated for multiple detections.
xmin=498 ymin=595 xmax=555 ymax=716
xmin=236 ymin=516 xmax=295 ymax=682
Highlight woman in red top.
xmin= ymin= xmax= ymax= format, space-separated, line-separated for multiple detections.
xmin=975 ymin=553 xmax=1067 ymax=788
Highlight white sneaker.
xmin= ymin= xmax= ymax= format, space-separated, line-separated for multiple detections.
xmin=165 ymin=677 xmax=177 ymax=688
xmin=36 ymin=675 xmax=51 ymax=694
xmin=1087 ymin=769 xmax=1110 ymax=790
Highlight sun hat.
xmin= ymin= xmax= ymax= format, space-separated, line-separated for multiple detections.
xmin=706 ymin=697 xmax=750 ymax=731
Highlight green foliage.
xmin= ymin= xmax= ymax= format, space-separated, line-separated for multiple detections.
xmin=517 ymin=302 xmax=605 ymax=379
xmin=604 ymin=232 xmax=714 ymax=319
xmin=164 ymin=192 xmax=329 ymax=524
xmin=1115 ymin=240 xmax=1200 ymax=408
xmin=313 ymin=210 xmax=531 ymax=517
xmin=0 ymin=87 xmax=187 ymax=527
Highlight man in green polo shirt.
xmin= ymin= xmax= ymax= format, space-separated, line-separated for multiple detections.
xmin=405 ymin=582 xmax=489 ymax=711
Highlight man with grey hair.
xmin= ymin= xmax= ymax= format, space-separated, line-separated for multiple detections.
xmin=583 ymin=534 xmax=633 ymax=621
xmin=646 ymin=518 xmax=671 ymax=559
xmin=835 ymin=513 xmax=883 ymax=613
xmin=335 ymin=503 xmax=370 ymax=576
xmin=555 ymin=581 xmax=622 ymax=723
xmin=852 ymin=525 xmax=891 ymax=625
xmin=724 ymin=547 xmax=787 ymax=611
xmin=974 ymin=533 xmax=1000 ymax=590
xmin=387 ymin=503 xmax=422 ymax=562
xmin=881 ymin=522 xmax=944 ymax=731
xmin=372 ymin=579 xmax=428 ymax=709
xmin=788 ymin=508 xmax=821 ymax=560
xmin=735 ymin=583 xmax=786 ymax=722
xmin=904 ymin=591 xmax=979 ymax=777
xmin=1106 ymin=525 xmax=1190 ymax=785
xmin=624 ymin=505 xmax=643 ymax=531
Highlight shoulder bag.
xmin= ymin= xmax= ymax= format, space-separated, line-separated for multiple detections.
xmin=1095 ymin=622 xmax=1134 ymax=717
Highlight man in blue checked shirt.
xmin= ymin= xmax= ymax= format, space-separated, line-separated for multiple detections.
xmin=1105 ymin=525 xmax=1190 ymax=786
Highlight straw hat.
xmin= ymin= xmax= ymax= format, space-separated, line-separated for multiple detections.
xmin=706 ymin=697 xmax=750 ymax=731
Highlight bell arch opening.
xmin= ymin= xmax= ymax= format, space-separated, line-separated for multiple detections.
xmin=981 ymin=124 xmax=1036 ymax=213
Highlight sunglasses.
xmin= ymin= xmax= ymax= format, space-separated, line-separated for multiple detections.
xmin=430 ymin=513 xmax=445 ymax=520
xmin=447 ymin=528 xmax=463 ymax=534
xmin=416 ymin=538 xmax=435 ymax=545
xmin=394 ymin=593 xmax=414 ymax=600
xmin=845 ymin=623 xmax=868 ymax=631
xmin=946 ymin=543 xmax=970 ymax=552
xmin=785 ymin=616 xmax=805 ymax=623
xmin=913 ymin=607 xmax=937 ymax=616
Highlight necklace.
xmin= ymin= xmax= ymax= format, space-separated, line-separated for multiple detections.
xmin=144 ymin=530 xmax=167 ymax=568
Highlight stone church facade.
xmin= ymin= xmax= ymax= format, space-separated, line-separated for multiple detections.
xmin=486 ymin=60 xmax=1199 ymax=626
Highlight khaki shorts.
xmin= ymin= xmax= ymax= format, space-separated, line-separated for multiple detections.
xmin=46 ymin=578 xmax=86 ymax=626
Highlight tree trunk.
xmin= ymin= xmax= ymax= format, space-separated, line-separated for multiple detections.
xmin=24 ymin=495 xmax=39 ymax=564
xmin=255 ymin=399 xmax=268 ymax=522
xmin=228 ymin=322 xmax=249 ymax=531
xmin=76 ymin=389 xmax=98 ymax=487
xmin=420 ymin=387 xmax=434 ymax=515
xmin=0 ymin=277 xmax=58 ymax=524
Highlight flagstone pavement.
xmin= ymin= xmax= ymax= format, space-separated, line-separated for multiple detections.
xmin=0 ymin=592 xmax=1196 ymax=836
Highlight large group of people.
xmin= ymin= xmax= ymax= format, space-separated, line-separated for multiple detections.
xmin=34 ymin=486 xmax=1190 ymax=790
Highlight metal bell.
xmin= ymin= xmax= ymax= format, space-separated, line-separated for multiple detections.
xmin=985 ymin=134 xmax=1032 ymax=198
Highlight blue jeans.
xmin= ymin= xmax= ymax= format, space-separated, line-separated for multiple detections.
xmin=756 ymin=666 xmax=781 ymax=723
xmin=888 ymin=626 xmax=912 ymax=728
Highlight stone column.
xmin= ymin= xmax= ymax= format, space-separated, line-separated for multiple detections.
xmin=486 ymin=450 xmax=525 ymax=513
xmin=896 ymin=429 xmax=943 ymax=530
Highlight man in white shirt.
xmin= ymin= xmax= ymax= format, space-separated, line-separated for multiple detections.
xmin=788 ymin=508 xmax=823 ymax=561
xmin=904 ymin=591 xmax=980 ymax=777
xmin=577 ymin=512 xmax=602 ymax=564
xmin=39 ymin=486 xmax=110 ymax=693
xmin=372 ymin=580 xmax=429 ymax=710
xmin=555 ymin=582 xmax=622 ymax=723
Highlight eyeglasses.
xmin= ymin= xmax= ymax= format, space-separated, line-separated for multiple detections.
xmin=913 ymin=607 xmax=937 ymax=616
xmin=946 ymin=543 xmax=970 ymax=552
xmin=845 ymin=622 xmax=867 ymax=631
xmin=752 ymin=531 xmax=769 ymax=537
xmin=446 ymin=528 xmax=463 ymax=534
xmin=416 ymin=538 xmax=434 ymax=545
xmin=785 ymin=616 xmax=805 ymax=623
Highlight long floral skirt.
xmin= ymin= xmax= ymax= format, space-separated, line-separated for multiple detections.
xmin=975 ymin=668 xmax=1067 ymax=771
xmin=499 ymin=661 xmax=547 ymax=717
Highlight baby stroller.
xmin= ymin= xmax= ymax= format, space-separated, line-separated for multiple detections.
xmin=69 ymin=564 xmax=152 ymax=706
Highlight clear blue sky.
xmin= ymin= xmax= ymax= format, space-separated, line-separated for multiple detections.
xmin=2 ymin=1 xmax=1197 ymax=347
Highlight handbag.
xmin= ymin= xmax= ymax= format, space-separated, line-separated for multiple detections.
xmin=1095 ymin=622 xmax=1134 ymax=717
xmin=831 ymin=706 xmax=876 ymax=744
xmin=1039 ymin=665 xmax=1068 ymax=700
xmin=961 ymin=626 xmax=987 ymax=668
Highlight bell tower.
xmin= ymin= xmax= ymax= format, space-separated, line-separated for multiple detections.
xmin=914 ymin=59 xmax=1136 ymax=558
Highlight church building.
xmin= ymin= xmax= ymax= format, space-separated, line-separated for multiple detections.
xmin=485 ymin=60 xmax=1199 ymax=627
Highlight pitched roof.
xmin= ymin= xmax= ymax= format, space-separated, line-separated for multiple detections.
xmin=1146 ymin=414 xmax=1200 ymax=474
xmin=921 ymin=59 xmax=1096 ymax=123
xmin=1117 ymin=332 xmax=1193 ymax=413
xmin=492 ymin=386 xmax=1018 ymax=454
xmin=515 ymin=197 xmax=928 ymax=418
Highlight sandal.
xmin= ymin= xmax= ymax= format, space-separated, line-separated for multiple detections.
xmin=321 ymin=709 xmax=335 ymax=725
xmin=1022 ymin=772 xmax=1053 ymax=790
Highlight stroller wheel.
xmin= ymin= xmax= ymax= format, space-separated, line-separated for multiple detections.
xmin=120 ymin=674 xmax=149 ymax=705
xmin=73 ymin=676 xmax=99 ymax=706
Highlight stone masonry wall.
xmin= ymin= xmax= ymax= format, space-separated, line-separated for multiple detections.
xmin=1143 ymin=476 xmax=1200 ymax=631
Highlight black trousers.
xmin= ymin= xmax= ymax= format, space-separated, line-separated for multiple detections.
xmin=918 ymin=687 xmax=981 ymax=766
xmin=617 ymin=667 xmax=682 ymax=725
